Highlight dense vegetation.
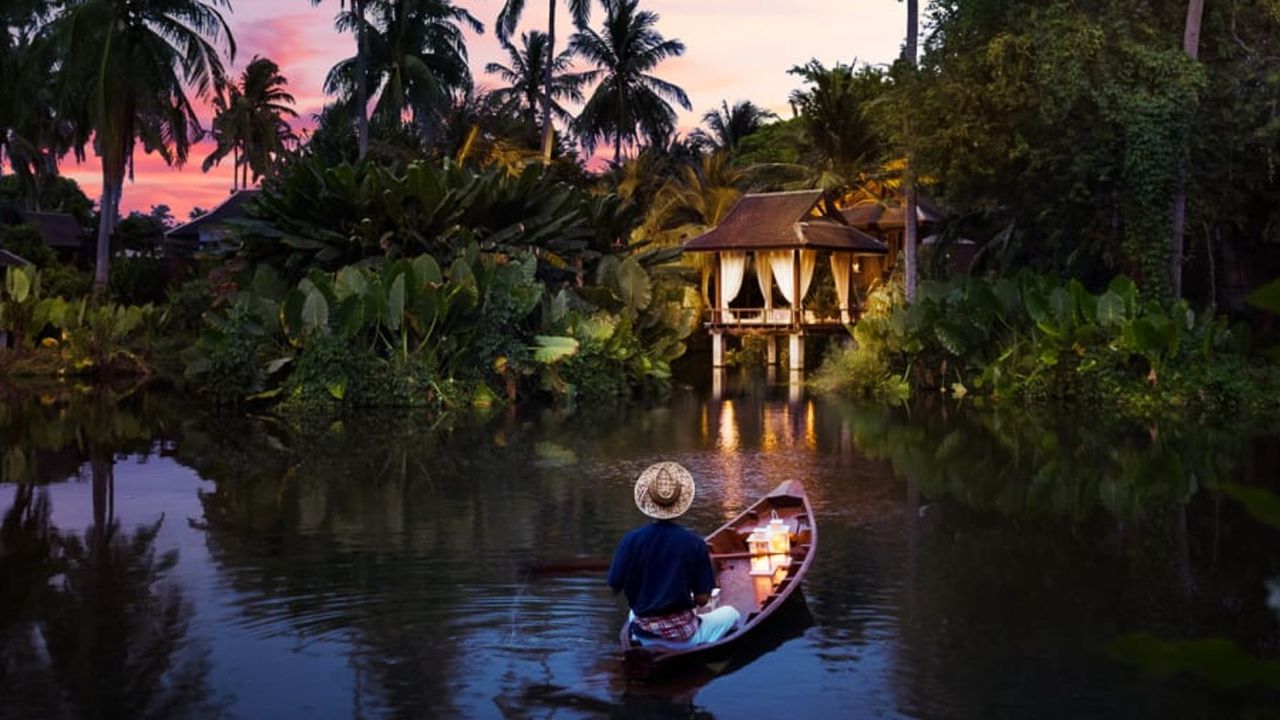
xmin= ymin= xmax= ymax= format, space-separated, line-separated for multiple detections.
xmin=0 ymin=0 xmax=1277 ymax=420
xmin=813 ymin=271 xmax=1280 ymax=422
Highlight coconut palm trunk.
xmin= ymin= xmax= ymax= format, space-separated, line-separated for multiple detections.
xmin=1170 ymin=0 xmax=1205 ymax=299
xmin=94 ymin=113 xmax=134 ymax=290
xmin=903 ymin=0 xmax=920 ymax=303
xmin=541 ymin=0 xmax=557 ymax=162
xmin=355 ymin=0 xmax=370 ymax=159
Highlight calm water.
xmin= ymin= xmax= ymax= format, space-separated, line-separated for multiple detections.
xmin=1 ymin=374 xmax=1277 ymax=719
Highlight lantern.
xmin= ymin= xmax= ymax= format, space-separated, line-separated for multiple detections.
xmin=748 ymin=528 xmax=773 ymax=576
xmin=766 ymin=513 xmax=791 ymax=555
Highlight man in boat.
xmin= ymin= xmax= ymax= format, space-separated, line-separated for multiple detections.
xmin=608 ymin=462 xmax=741 ymax=647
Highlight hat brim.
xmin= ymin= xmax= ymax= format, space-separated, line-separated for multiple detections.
xmin=634 ymin=462 xmax=696 ymax=520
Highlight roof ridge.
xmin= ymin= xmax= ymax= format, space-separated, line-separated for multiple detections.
xmin=741 ymin=189 xmax=822 ymax=198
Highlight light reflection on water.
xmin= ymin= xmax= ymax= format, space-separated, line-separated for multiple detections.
xmin=0 ymin=375 xmax=1277 ymax=719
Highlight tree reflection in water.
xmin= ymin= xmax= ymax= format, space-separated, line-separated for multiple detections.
xmin=0 ymin=388 xmax=219 ymax=720
xmin=834 ymin=398 xmax=1280 ymax=712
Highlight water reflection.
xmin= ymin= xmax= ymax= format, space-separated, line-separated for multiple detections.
xmin=0 ymin=482 xmax=217 ymax=719
xmin=0 ymin=380 xmax=1276 ymax=718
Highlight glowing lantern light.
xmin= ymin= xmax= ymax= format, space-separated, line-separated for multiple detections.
xmin=766 ymin=512 xmax=791 ymax=556
xmin=748 ymin=528 xmax=773 ymax=575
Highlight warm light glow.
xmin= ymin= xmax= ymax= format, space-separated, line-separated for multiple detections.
xmin=752 ymin=575 xmax=774 ymax=605
xmin=805 ymin=400 xmax=818 ymax=450
xmin=717 ymin=400 xmax=739 ymax=452
xmin=766 ymin=515 xmax=791 ymax=555
xmin=748 ymin=528 xmax=773 ymax=575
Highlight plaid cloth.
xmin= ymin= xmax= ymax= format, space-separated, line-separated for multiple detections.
xmin=634 ymin=609 xmax=699 ymax=642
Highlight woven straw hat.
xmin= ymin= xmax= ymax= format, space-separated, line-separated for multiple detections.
xmin=633 ymin=462 xmax=696 ymax=520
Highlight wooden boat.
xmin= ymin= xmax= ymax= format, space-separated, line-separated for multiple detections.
xmin=619 ymin=480 xmax=816 ymax=680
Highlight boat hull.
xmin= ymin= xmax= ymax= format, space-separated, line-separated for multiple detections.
xmin=618 ymin=480 xmax=816 ymax=680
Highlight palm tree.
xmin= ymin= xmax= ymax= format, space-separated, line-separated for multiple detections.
xmin=485 ymin=31 xmax=586 ymax=136
xmin=1 ymin=1 xmax=68 ymax=208
xmin=326 ymin=0 xmax=481 ymax=138
xmin=645 ymin=150 xmax=745 ymax=245
xmin=49 ymin=0 xmax=233 ymax=290
xmin=204 ymin=56 xmax=298 ymax=191
xmin=903 ymin=0 xmax=920 ymax=302
xmin=312 ymin=0 xmax=371 ymax=160
xmin=570 ymin=0 xmax=691 ymax=165
xmin=693 ymin=100 xmax=777 ymax=152
xmin=495 ymin=0 xmax=593 ymax=163
xmin=788 ymin=61 xmax=884 ymax=173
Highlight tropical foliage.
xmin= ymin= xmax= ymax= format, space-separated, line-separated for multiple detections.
xmin=183 ymin=239 xmax=693 ymax=409
xmin=814 ymin=272 xmax=1279 ymax=422
xmin=0 ymin=266 xmax=156 ymax=376
xmin=238 ymin=157 xmax=620 ymax=277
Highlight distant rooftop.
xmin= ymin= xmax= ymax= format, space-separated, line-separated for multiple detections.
xmin=841 ymin=197 xmax=944 ymax=232
xmin=166 ymin=189 xmax=260 ymax=241
xmin=18 ymin=211 xmax=88 ymax=249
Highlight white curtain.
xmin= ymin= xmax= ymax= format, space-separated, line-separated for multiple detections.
xmin=718 ymin=251 xmax=747 ymax=308
xmin=768 ymin=251 xmax=796 ymax=306
xmin=798 ymin=250 xmax=816 ymax=302
xmin=754 ymin=253 xmax=772 ymax=308
xmin=769 ymin=250 xmax=819 ymax=308
xmin=830 ymin=253 xmax=851 ymax=317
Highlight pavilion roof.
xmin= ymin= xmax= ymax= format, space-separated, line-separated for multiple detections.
xmin=684 ymin=190 xmax=887 ymax=254
xmin=841 ymin=197 xmax=944 ymax=232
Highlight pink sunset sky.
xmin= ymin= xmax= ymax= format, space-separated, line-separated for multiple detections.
xmin=58 ymin=0 xmax=919 ymax=219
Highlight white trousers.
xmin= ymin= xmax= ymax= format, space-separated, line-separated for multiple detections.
xmin=629 ymin=606 xmax=742 ymax=649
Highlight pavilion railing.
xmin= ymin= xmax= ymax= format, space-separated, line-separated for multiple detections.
xmin=705 ymin=308 xmax=850 ymax=326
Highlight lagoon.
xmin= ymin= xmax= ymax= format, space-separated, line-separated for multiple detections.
xmin=1 ymin=374 xmax=1276 ymax=718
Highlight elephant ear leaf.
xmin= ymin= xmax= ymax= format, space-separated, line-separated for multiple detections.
xmin=616 ymin=256 xmax=652 ymax=311
xmin=386 ymin=273 xmax=406 ymax=332
xmin=412 ymin=255 xmax=443 ymax=287
xmin=934 ymin=321 xmax=968 ymax=356
xmin=6 ymin=267 xmax=30 ymax=303
xmin=533 ymin=335 xmax=580 ymax=364
xmin=302 ymin=288 xmax=330 ymax=335
xmin=1096 ymin=290 xmax=1126 ymax=327
xmin=334 ymin=266 xmax=369 ymax=301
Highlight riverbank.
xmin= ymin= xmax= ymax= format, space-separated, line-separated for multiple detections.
xmin=811 ymin=273 xmax=1280 ymax=424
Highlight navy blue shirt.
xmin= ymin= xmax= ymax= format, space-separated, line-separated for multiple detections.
xmin=607 ymin=520 xmax=716 ymax=617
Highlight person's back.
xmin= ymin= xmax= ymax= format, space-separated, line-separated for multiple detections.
xmin=608 ymin=462 xmax=740 ymax=647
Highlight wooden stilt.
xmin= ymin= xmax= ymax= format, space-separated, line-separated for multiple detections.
xmin=788 ymin=332 xmax=804 ymax=373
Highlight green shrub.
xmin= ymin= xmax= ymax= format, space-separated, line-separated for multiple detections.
xmin=109 ymin=255 xmax=169 ymax=305
xmin=812 ymin=271 xmax=1280 ymax=421
xmin=0 ymin=224 xmax=55 ymax=266
xmin=41 ymin=263 xmax=92 ymax=298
